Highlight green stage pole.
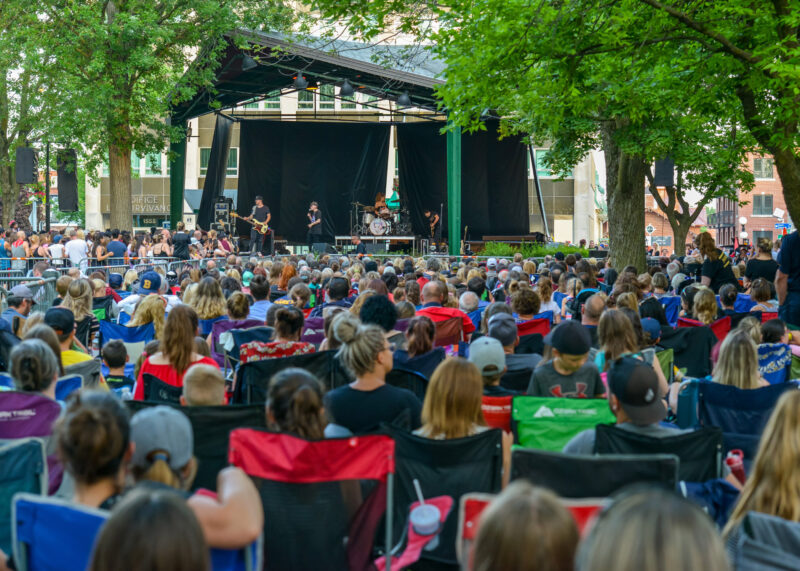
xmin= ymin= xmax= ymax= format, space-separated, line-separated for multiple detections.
xmin=446 ymin=123 xmax=462 ymax=255
xmin=169 ymin=120 xmax=187 ymax=229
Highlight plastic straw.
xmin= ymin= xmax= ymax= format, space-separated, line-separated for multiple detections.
xmin=413 ymin=478 xmax=426 ymax=506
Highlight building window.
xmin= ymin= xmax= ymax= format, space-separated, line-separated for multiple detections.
xmin=265 ymin=90 xmax=281 ymax=110
xmin=362 ymin=94 xmax=378 ymax=109
xmin=145 ymin=152 xmax=162 ymax=176
xmin=753 ymin=157 xmax=774 ymax=179
xmin=752 ymin=193 xmax=773 ymax=216
xmin=752 ymin=230 xmax=773 ymax=243
xmin=341 ymin=92 xmax=357 ymax=109
xmin=319 ymin=84 xmax=335 ymax=109
xmin=199 ymin=148 xmax=211 ymax=176
xmin=131 ymin=154 xmax=142 ymax=176
xmin=200 ymin=148 xmax=238 ymax=177
xmin=298 ymin=89 xmax=314 ymax=110
xmin=227 ymin=148 xmax=239 ymax=177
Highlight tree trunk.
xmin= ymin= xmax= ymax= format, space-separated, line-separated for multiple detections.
xmin=108 ymin=138 xmax=133 ymax=232
xmin=771 ymin=149 xmax=800 ymax=228
xmin=670 ymin=217 xmax=690 ymax=257
xmin=0 ymin=162 xmax=18 ymax=226
xmin=600 ymin=121 xmax=648 ymax=272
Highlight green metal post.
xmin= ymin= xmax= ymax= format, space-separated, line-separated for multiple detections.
xmin=446 ymin=123 xmax=462 ymax=255
xmin=169 ymin=120 xmax=187 ymax=229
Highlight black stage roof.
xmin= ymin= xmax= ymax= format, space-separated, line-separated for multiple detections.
xmin=171 ymin=29 xmax=446 ymax=123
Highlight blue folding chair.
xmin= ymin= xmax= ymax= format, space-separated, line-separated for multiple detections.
xmin=55 ymin=375 xmax=83 ymax=402
xmin=758 ymin=343 xmax=793 ymax=385
xmin=553 ymin=291 xmax=567 ymax=309
xmin=200 ymin=315 xmax=228 ymax=336
xmin=734 ymin=293 xmax=757 ymax=313
xmin=533 ymin=310 xmax=554 ymax=325
xmin=1 ymin=440 xmax=47 ymax=556
xmin=12 ymin=493 xmax=263 ymax=571
xmin=659 ymin=296 xmax=682 ymax=327
xmin=98 ymin=321 xmax=155 ymax=365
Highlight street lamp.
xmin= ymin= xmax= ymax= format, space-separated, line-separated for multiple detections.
xmin=739 ymin=216 xmax=747 ymax=226
xmin=739 ymin=216 xmax=748 ymax=246
xmin=740 ymin=231 xmax=748 ymax=241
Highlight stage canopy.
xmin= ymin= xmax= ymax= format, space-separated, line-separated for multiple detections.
xmin=169 ymin=30 xmax=534 ymax=251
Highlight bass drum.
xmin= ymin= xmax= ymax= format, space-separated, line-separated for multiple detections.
xmin=369 ymin=218 xmax=388 ymax=236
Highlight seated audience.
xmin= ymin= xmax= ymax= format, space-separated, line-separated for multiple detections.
xmin=580 ymin=294 xmax=605 ymax=347
xmin=536 ymin=277 xmax=561 ymax=324
xmin=309 ymin=276 xmax=352 ymax=318
xmin=651 ymin=272 xmax=669 ymax=298
xmin=128 ymin=293 xmax=167 ymax=339
xmin=23 ymin=323 xmax=65 ymax=376
xmin=487 ymin=313 xmax=541 ymax=373
xmin=102 ymin=339 xmax=134 ymax=390
xmin=2 ymin=284 xmax=35 ymax=336
xmin=324 ymin=313 xmax=422 ymax=433
xmin=89 ymin=489 xmax=210 ymax=571
xmin=749 ymin=277 xmax=779 ymax=312
xmin=719 ymin=283 xmax=738 ymax=316
xmin=713 ymin=330 xmax=768 ymax=389
xmin=474 ymin=481 xmax=578 ymax=571
xmin=511 ymin=287 xmax=542 ymax=322
xmin=757 ymin=318 xmax=794 ymax=381
xmin=61 ymin=278 xmax=100 ymax=348
xmin=469 ymin=336 xmax=516 ymax=396
xmin=9 ymin=338 xmax=59 ymax=401
xmin=134 ymin=305 xmax=219 ymax=400
xmin=240 ymin=306 xmax=314 ymax=363
xmin=577 ymin=489 xmax=729 ymax=571
xmin=206 ymin=291 xmax=262 ymax=366
xmin=247 ymin=275 xmax=272 ymax=322
xmin=691 ymin=287 xmax=718 ymax=325
xmin=415 ymin=280 xmax=476 ymax=338
xmin=181 ymin=364 xmax=226 ymax=406
xmin=392 ymin=315 xmax=446 ymax=378
xmin=266 ymin=368 xmax=326 ymax=438
xmin=360 ymin=294 xmax=406 ymax=350
xmin=528 ymin=320 xmax=602 ymax=398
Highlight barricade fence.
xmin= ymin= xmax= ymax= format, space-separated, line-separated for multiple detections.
xmin=0 ymin=277 xmax=58 ymax=314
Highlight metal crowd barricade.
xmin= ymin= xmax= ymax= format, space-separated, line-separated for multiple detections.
xmin=0 ymin=277 xmax=58 ymax=313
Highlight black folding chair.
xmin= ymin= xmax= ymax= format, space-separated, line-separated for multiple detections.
xmin=383 ymin=424 xmax=503 ymax=566
xmin=127 ymin=401 xmax=266 ymax=491
xmin=142 ymin=373 xmax=183 ymax=404
xmin=385 ymin=367 xmax=428 ymax=402
xmin=515 ymin=333 xmax=544 ymax=355
xmin=594 ymin=424 xmax=723 ymax=482
xmin=499 ymin=367 xmax=535 ymax=393
xmin=238 ymin=351 xmax=341 ymax=404
xmin=511 ymin=448 xmax=678 ymax=498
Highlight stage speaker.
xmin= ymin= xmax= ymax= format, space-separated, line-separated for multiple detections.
xmin=15 ymin=147 xmax=37 ymax=184
xmin=312 ymin=242 xmax=337 ymax=254
xmin=653 ymin=157 xmax=675 ymax=187
xmin=365 ymin=243 xmax=387 ymax=255
xmin=56 ymin=149 xmax=79 ymax=212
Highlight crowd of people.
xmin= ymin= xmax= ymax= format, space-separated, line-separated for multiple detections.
xmin=0 ymin=225 xmax=799 ymax=570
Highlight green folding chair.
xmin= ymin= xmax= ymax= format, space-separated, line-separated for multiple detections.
xmin=656 ymin=348 xmax=675 ymax=384
xmin=511 ymin=396 xmax=614 ymax=452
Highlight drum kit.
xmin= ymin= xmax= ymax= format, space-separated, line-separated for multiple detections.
xmin=351 ymin=202 xmax=412 ymax=236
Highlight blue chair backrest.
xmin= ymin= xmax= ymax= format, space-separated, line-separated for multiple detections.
xmin=118 ymin=311 xmax=131 ymax=325
xmin=230 ymin=327 xmax=274 ymax=361
xmin=553 ymin=291 xmax=567 ymax=308
xmin=659 ymin=296 xmax=682 ymax=327
xmin=758 ymin=343 xmax=793 ymax=385
xmin=1 ymin=440 xmax=47 ymax=556
xmin=200 ymin=316 xmax=228 ymax=336
xmin=734 ymin=293 xmax=756 ymax=313
xmin=12 ymin=493 xmax=262 ymax=571
xmin=533 ymin=310 xmax=554 ymax=325
xmin=55 ymin=375 xmax=83 ymax=402
xmin=0 ymin=373 xmax=13 ymax=389
xmin=98 ymin=320 xmax=155 ymax=364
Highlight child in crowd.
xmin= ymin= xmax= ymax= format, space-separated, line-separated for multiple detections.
xmin=469 ymin=336 xmax=516 ymax=396
xmin=102 ymin=339 xmax=135 ymax=390
xmin=181 ymin=363 xmax=226 ymax=406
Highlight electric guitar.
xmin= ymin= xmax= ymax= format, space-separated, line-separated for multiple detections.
xmin=231 ymin=212 xmax=269 ymax=234
xmin=460 ymin=225 xmax=469 ymax=256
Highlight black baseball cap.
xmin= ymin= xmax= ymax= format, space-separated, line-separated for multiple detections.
xmin=44 ymin=307 xmax=75 ymax=336
xmin=608 ymin=356 xmax=666 ymax=426
xmin=543 ymin=320 xmax=591 ymax=355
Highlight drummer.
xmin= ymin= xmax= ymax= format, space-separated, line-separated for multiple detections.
xmin=374 ymin=192 xmax=391 ymax=219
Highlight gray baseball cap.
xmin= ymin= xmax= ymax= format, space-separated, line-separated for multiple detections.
xmin=469 ymin=337 xmax=506 ymax=376
xmin=488 ymin=313 xmax=518 ymax=347
xmin=130 ymin=406 xmax=193 ymax=471
xmin=10 ymin=284 xmax=35 ymax=301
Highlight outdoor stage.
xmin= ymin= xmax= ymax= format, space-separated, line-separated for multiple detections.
xmin=334 ymin=235 xmax=420 ymax=253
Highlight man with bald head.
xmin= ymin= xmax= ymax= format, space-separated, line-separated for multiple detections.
xmin=459 ymin=291 xmax=483 ymax=330
xmin=416 ymin=280 xmax=476 ymax=339
xmin=581 ymin=294 xmax=606 ymax=348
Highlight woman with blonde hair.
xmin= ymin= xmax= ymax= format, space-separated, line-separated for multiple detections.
xmin=189 ymin=277 xmax=226 ymax=320
xmin=324 ymin=313 xmax=422 ymax=434
xmin=473 ymin=481 xmax=578 ymax=571
xmin=712 ymin=330 xmax=767 ymax=390
xmin=128 ymin=294 xmax=167 ymax=339
xmin=122 ymin=269 xmax=139 ymax=293
xmin=349 ymin=289 xmax=376 ymax=316
xmin=692 ymin=287 xmax=718 ymax=325
xmin=61 ymin=278 xmax=100 ymax=348
xmin=207 ymin=291 xmax=262 ymax=366
xmin=723 ymin=391 xmax=800 ymax=539
xmin=134 ymin=305 xmax=219 ymax=400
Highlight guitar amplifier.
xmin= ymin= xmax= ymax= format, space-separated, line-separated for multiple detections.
xmin=214 ymin=197 xmax=232 ymax=218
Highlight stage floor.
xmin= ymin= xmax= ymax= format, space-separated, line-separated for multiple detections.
xmin=334 ymin=235 xmax=421 ymax=254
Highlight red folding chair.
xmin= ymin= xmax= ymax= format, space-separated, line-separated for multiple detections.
xmin=760 ymin=312 xmax=779 ymax=323
xmin=517 ymin=317 xmax=550 ymax=337
xmin=481 ymin=396 xmax=513 ymax=432
xmin=677 ymin=316 xmax=730 ymax=342
xmin=434 ymin=317 xmax=464 ymax=346
xmin=230 ymin=429 xmax=408 ymax=571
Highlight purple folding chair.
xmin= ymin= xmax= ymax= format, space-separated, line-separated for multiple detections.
xmin=301 ymin=317 xmax=326 ymax=346
xmin=0 ymin=392 xmax=64 ymax=493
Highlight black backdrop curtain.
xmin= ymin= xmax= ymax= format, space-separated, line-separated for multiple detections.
xmin=198 ymin=114 xmax=234 ymax=229
xmin=397 ymin=121 xmax=529 ymax=239
xmin=237 ymin=121 xmax=390 ymax=242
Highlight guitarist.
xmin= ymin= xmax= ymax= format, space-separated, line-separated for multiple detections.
xmin=246 ymin=195 xmax=271 ymax=255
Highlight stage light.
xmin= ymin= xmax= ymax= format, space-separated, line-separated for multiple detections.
xmin=241 ymin=54 xmax=258 ymax=71
xmin=293 ymin=71 xmax=308 ymax=89
xmin=340 ymin=79 xmax=355 ymax=97
xmin=397 ymin=91 xmax=412 ymax=107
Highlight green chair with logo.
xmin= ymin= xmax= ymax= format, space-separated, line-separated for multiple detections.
xmin=511 ymin=396 xmax=614 ymax=452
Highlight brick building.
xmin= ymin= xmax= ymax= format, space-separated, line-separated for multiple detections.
xmin=644 ymin=187 xmax=710 ymax=256
xmin=711 ymin=154 xmax=793 ymax=248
